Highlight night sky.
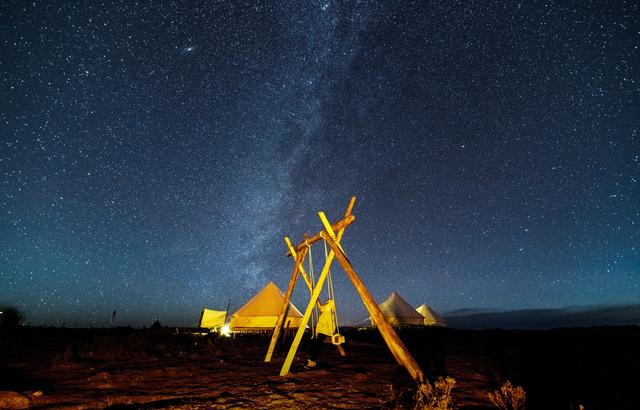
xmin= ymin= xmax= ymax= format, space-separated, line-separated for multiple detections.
xmin=1 ymin=1 xmax=638 ymax=328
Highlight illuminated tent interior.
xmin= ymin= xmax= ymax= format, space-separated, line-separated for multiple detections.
xmin=416 ymin=303 xmax=447 ymax=327
xmin=229 ymin=282 xmax=303 ymax=331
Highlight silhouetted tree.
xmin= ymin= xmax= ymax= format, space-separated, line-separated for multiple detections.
xmin=0 ymin=306 xmax=23 ymax=327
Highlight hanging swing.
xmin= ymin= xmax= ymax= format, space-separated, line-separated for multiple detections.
xmin=306 ymin=238 xmax=344 ymax=345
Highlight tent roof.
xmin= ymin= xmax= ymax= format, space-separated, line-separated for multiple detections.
xmin=416 ymin=303 xmax=446 ymax=325
xmin=379 ymin=291 xmax=424 ymax=320
xmin=232 ymin=281 xmax=303 ymax=318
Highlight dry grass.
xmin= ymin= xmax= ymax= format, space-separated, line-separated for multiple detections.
xmin=488 ymin=381 xmax=526 ymax=410
xmin=414 ymin=376 xmax=456 ymax=410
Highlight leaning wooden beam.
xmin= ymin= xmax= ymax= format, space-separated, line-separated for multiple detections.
xmin=320 ymin=227 xmax=425 ymax=384
xmin=285 ymin=236 xmax=324 ymax=308
xmin=264 ymin=244 xmax=308 ymax=363
xmin=284 ymin=237 xmax=313 ymax=293
xmin=319 ymin=212 xmax=401 ymax=366
xmin=286 ymin=213 xmax=356 ymax=257
xmin=343 ymin=195 xmax=357 ymax=222
xmin=279 ymin=249 xmax=336 ymax=376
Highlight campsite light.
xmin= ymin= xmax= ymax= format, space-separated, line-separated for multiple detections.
xmin=220 ymin=324 xmax=231 ymax=337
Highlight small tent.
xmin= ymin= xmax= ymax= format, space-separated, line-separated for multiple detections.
xmin=375 ymin=291 xmax=425 ymax=326
xmin=229 ymin=282 xmax=303 ymax=331
xmin=199 ymin=307 xmax=227 ymax=330
xmin=416 ymin=303 xmax=447 ymax=326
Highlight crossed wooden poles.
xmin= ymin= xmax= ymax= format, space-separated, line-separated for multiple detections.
xmin=264 ymin=197 xmax=425 ymax=384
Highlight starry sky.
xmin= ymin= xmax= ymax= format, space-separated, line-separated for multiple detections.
xmin=1 ymin=1 xmax=638 ymax=327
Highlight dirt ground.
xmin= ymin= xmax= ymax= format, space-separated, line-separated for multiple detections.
xmin=1 ymin=326 xmax=638 ymax=409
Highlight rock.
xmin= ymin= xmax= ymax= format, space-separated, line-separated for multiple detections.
xmin=0 ymin=391 xmax=31 ymax=409
xmin=25 ymin=390 xmax=44 ymax=399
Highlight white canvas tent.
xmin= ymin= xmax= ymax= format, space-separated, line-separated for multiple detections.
xmin=199 ymin=307 xmax=227 ymax=330
xmin=229 ymin=282 xmax=303 ymax=331
xmin=416 ymin=303 xmax=447 ymax=326
xmin=375 ymin=291 xmax=425 ymax=326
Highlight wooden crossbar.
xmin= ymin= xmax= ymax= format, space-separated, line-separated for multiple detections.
xmin=285 ymin=214 xmax=355 ymax=257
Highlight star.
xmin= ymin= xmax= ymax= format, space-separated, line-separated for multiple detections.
xmin=180 ymin=46 xmax=196 ymax=56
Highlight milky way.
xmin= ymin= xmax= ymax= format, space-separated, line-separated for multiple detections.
xmin=1 ymin=1 xmax=638 ymax=327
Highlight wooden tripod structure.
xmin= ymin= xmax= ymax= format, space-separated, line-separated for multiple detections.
xmin=264 ymin=197 xmax=425 ymax=384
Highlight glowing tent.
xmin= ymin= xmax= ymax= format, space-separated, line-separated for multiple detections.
xmin=375 ymin=291 xmax=425 ymax=326
xmin=198 ymin=307 xmax=227 ymax=330
xmin=229 ymin=282 xmax=303 ymax=331
xmin=416 ymin=303 xmax=447 ymax=326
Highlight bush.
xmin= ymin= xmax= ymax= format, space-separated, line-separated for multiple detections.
xmin=488 ymin=381 xmax=526 ymax=410
xmin=414 ymin=376 xmax=456 ymax=410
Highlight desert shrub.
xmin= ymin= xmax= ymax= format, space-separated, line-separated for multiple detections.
xmin=414 ymin=376 xmax=456 ymax=410
xmin=488 ymin=381 xmax=526 ymax=410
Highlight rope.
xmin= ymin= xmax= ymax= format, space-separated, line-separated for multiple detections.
xmin=306 ymin=240 xmax=319 ymax=337
xmin=324 ymin=239 xmax=340 ymax=334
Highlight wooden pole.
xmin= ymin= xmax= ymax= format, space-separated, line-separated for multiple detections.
xmin=320 ymin=227 xmax=425 ymax=384
xmin=279 ymin=248 xmax=337 ymax=375
xmin=286 ymin=237 xmax=327 ymax=312
xmin=318 ymin=212 xmax=399 ymax=367
xmin=284 ymin=237 xmax=314 ymax=294
xmin=264 ymin=244 xmax=308 ymax=362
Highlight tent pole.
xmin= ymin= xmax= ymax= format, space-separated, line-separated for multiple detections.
xmin=223 ymin=299 xmax=231 ymax=326
xmin=197 ymin=306 xmax=205 ymax=328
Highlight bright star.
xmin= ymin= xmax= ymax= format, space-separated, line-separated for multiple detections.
xmin=180 ymin=46 xmax=196 ymax=56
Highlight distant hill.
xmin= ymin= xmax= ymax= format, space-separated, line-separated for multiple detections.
xmin=444 ymin=304 xmax=640 ymax=329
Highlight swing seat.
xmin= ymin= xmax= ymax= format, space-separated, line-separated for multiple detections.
xmin=331 ymin=333 xmax=345 ymax=345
